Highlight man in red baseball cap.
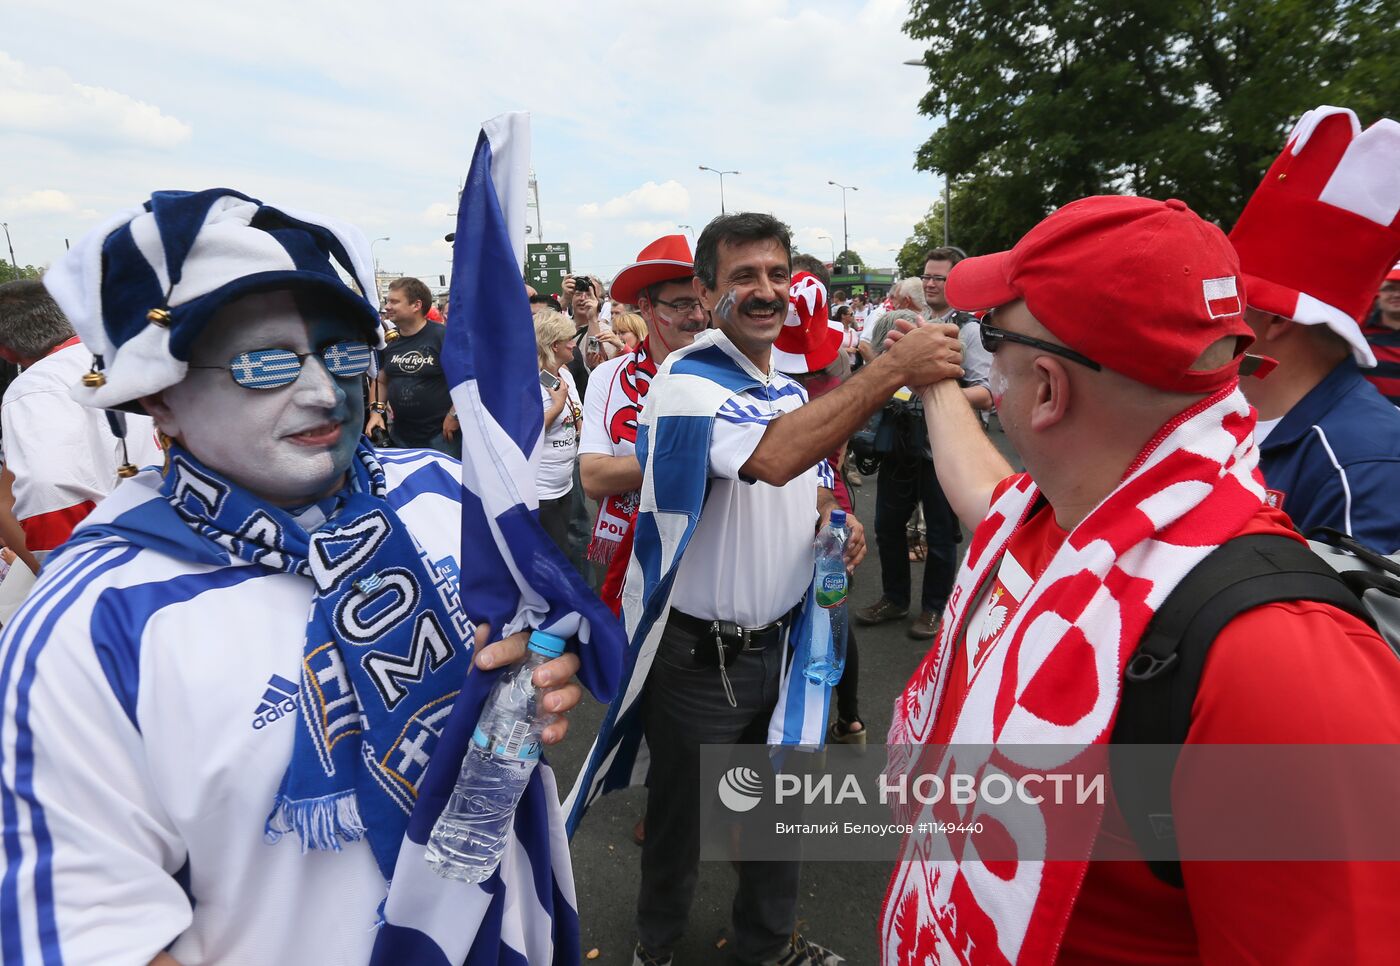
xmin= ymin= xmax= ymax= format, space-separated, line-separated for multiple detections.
xmin=878 ymin=195 xmax=1400 ymax=964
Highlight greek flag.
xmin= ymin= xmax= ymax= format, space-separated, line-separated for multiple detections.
xmin=563 ymin=334 xmax=834 ymax=835
xmin=371 ymin=112 xmax=625 ymax=966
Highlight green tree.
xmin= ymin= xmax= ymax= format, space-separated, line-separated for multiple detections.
xmin=835 ymin=249 xmax=866 ymax=271
xmin=904 ymin=0 xmax=1399 ymax=254
xmin=897 ymin=198 xmax=956 ymax=278
xmin=0 ymin=261 xmax=41 ymax=285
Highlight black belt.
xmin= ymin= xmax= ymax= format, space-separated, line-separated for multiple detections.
xmin=664 ymin=608 xmax=795 ymax=708
xmin=666 ymin=608 xmax=790 ymax=660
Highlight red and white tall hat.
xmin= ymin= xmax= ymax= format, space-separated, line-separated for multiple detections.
xmin=1229 ymin=105 xmax=1400 ymax=368
xmin=772 ymin=271 xmax=844 ymax=375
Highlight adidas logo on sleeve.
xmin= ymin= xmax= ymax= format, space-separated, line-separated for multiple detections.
xmin=251 ymin=674 xmax=300 ymax=730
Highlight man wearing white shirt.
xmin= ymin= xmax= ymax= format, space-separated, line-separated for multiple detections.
xmin=625 ymin=213 xmax=962 ymax=966
xmin=0 ymin=280 xmax=162 ymax=553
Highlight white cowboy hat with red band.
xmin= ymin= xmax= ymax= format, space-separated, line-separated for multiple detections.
xmin=772 ymin=271 xmax=844 ymax=375
xmin=609 ymin=234 xmax=695 ymax=305
xmin=1229 ymin=105 xmax=1400 ymax=368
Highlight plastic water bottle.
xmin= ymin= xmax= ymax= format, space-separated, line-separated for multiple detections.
xmin=804 ymin=510 xmax=849 ymax=686
xmin=424 ymin=629 xmax=564 ymax=882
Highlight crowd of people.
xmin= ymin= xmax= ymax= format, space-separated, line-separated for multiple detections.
xmin=0 ymin=102 xmax=1399 ymax=966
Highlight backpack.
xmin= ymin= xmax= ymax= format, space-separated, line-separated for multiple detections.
xmin=1109 ymin=529 xmax=1400 ymax=887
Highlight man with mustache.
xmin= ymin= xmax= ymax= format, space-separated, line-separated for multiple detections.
xmin=569 ymin=212 xmax=964 ymax=966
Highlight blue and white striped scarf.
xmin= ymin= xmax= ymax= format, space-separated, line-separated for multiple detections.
xmin=564 ymin=333 xmax=834 ymax=833
xmin=159 ymin=440 xmax=472 ymax=878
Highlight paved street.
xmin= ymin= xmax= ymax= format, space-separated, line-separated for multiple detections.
xmin=554 ymin=475 xmax=949 ymax=966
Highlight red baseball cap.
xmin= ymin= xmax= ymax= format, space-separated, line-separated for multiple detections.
xmin=1387 ymin=262 xmax=1400 ymax=283
xmin=946 ymin=195 xmax=1257 ymax=394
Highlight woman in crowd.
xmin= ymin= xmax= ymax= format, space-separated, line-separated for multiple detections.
xmin=534 ymin=309 xmax=584 ymax=553
xmin=609 ymin=312 xmax=648 ymax=352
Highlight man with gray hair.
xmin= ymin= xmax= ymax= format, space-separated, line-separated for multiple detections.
xmin=0 ymin=279 xmax=161 ymax=553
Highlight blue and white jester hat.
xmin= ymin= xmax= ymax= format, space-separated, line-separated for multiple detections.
xmin=44 ymin=188 xmax=387 ymax=410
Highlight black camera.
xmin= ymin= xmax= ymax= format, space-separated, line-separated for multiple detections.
xmin=573 ymin=276 xmax=593 ymax=294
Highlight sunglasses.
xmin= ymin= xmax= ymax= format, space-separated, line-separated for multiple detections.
xmin=979 ymin=318 xmax=1101 ymax=371
xmin=189 ymin=340 xmax=375 ymax=389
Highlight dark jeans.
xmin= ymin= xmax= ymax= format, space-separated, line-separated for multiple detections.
xmin=834 ymin=625 xmax=860 ymax=724
xmin=538 ymin=493 xmax=572 ymax=555
xmin=873 ymin=449 xmax=961 ymax=613
xmin=639 ymin=620 xmax=801 ymax=963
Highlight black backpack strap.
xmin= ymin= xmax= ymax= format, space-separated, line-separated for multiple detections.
xmin=1109 ymin=534 xmax=1371 ymax=887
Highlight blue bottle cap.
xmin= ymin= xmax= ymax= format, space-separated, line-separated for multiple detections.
xmin=527 ymin=630 xmax=566 ymax=659
xmin=829 ymin=509 xmax=847 ymax=529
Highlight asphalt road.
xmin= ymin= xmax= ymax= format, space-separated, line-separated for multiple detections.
xmin=552 ymin=475 xmax=950 ymax=966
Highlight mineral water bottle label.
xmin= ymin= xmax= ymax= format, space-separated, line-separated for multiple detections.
xmin=816 ymin=570 xmax=848 ymax=609
xmin=474 ymin=723 xmax=541 ymax=761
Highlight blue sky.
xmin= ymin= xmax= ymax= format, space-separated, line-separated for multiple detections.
xmin=2 ymin=0 xmax=943 ymax=286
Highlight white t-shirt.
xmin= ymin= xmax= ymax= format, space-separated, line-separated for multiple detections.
xmin=1 ymin=343 xmax=163 ymax=539
xmin=665 ymin=332 xmax=835 ymax=627
xmin=0 ymin=451 xmax=482 ymax=966
xmin=579 ymin=355 xmax=633 ymax=459
xmin=537 ymin=367 xmax=581 ymax=500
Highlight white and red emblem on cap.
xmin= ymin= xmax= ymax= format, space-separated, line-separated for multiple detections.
xmin=772 ymin=271 xmax=844 ymax=375
xmin=1229 ymin=105 xmax=1400 ymax=368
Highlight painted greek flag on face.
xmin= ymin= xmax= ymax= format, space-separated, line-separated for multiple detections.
xmin=369 ymin=112 xmax=625 ymax=966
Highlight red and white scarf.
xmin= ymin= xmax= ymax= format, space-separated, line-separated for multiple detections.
xmin=585 ymin=340 xmax=658 ymax=592
xmin=882 ymin=385 xmax=1265 ymax=965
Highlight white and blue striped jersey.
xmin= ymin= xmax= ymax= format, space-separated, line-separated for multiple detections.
xmin=667 ymin=332 xmax=835 ymax=627
xmin=0 ymin=449 xmax=466 ymax=966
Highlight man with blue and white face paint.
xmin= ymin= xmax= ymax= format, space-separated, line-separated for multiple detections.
xmin=0 ymin=189 xmax=584 ymax=965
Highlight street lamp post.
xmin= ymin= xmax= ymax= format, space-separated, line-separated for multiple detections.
xmin=1 ymin=223 xmax=16 ymax=276
xmin=698 ymin=166 xmax=739 ymax=214
xmin=679 ymin=224 xmax=694 ymax=243
xmin=817 ymin=234 xmax=836 ymax=265
xmin=827 ymin=181 xmax=858 ymax=259
xmin=371 ymin=237 xmax=389 ymax=300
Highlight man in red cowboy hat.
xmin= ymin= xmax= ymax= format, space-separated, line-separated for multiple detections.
xmin=1361 ymin=261 xmax=1400 ymax=405
xmin=1229 ymin=105 xmax=1400 ymax=552
xmin=578 ymin=234 xmax=710 ymax=612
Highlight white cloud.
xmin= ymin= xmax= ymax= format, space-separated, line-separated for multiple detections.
xmin=4 ymin=189 xmax=78 ymax=213
xmin=2 ymin=1 xmax=944 ymax=277
xmin=0 ymin=52 xmax=191 ymax=149
xmin=580 ymin=181 xmax=689 ymax=219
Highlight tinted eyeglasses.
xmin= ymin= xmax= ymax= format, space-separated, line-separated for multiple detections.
xmin=979 ymin=318 xmax=1101 ymax=371
xmin=189 ymin=341 xmax=375 ymax=389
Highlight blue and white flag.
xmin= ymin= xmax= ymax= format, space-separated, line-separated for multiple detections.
xmin=563 ymin=332 xmax=834 ymax=836
xmin=372 ymin=112 xmax=625 ymax=966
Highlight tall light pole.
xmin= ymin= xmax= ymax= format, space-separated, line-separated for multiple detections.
xmin=371 ymin=237 xmax=389 ymax=299
xmin=698 ymin=166 xmax=739 ymax=214
xmin=1 ymin=223 xmax=16 ymax=275
xmin=678 ymin=224 xmax=695 ymax=243
xmin=827 ymin=181 xmax=858 ymax=259
xmin=817 ymin=234 xmax=836 ymax=265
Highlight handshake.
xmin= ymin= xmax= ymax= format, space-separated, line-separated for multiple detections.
xmin=877 ymin=316 xmax=965 ymax=395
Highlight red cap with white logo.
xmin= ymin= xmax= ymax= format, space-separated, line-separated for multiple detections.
xmin=945 ymin=195 xmax=1256 ymax=394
